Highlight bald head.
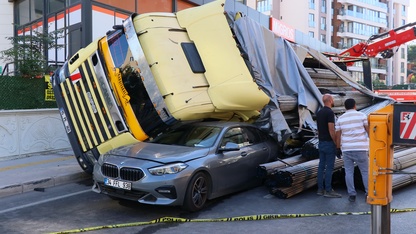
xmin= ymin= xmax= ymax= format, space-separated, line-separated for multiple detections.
xmin=322 ymin=94 xmax=333 ymax=107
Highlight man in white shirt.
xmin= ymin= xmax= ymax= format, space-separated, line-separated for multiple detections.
xmin=335 ymin=98 xmax=369 ymax=202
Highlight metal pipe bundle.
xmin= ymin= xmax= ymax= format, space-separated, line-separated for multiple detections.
xmin=265 ymin=158 xmax=343 ymax=198
xmin=277 ymin=91 xmax=373 ymax=114
xmin=257 ymin=155 xmax=308 ymax=178
xmin=265 ymin=147 xmax=416 ymax=199
xmin=270 ymin=177 xmax=317 ymax=199
xmin=392 ymin=164 xmax=416 ymax=190
xmin=300 ymin=100 xmax=395 ymax=160
xmin=393 ymin=148 xmax=416 ymax=170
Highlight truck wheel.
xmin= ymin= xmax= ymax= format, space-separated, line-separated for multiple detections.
xmin=183 ymin=172 xmax=210 ymax=212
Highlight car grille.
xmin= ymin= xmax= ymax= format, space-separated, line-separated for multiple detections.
xmin=101 ymin=163 xmax=118 ymax=178
xmin=120 ymin=167 xmax=144 ymax=181
xmin=101 ymin=163 xmax=144 ymax=181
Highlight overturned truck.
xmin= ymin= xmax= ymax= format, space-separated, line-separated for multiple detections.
xmin=51 ymin=0 xmax=390 ymax=174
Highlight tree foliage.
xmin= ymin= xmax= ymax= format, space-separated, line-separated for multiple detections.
xmin=372 ymin=78 xmax=387 ymax=90
xmin=0 ymin=28 xmax=64 ymax=78
xmin=408 ymin=44 xmax=416 ymax=64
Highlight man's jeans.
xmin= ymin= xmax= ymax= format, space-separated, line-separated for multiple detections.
xmin=317 ymin=141 xmax=336 ymax=192
xmin=343 ymin=151 xmax=369 ymax=196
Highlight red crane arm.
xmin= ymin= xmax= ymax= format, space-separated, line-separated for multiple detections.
xmin=365 ymin=27 xmax=416 ymax=57
xmin=339 ymin=22 xmax=416 ymax=59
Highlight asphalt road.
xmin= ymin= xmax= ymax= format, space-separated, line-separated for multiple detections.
xmin=0 ymin=179 xmax=415 ymax=234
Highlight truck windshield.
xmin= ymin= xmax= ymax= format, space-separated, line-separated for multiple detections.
xmin=107 ymin=30 xmax=129 ymax=68
xmin=121 ymin=67 xmax=167 ymax=138
xmin=103 ymin=29 xmax=172 ymax=139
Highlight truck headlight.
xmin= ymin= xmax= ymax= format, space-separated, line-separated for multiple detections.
xmin=148 ymin=163 xmax=188 ymax=176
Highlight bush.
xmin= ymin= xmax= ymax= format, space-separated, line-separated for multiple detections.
xmin=0 ymin=75 xmax=57 ymax=110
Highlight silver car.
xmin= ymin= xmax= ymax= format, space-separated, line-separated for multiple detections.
xmin=92 ymin=121 xmax=278 ymax=211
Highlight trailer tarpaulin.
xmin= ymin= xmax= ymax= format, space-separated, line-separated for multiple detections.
xmin=232 ymin=16 xmax=322 ymax=139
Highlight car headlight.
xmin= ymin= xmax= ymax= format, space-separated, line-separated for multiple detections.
xmin=148 ymin=163 xmax=188 ymax=176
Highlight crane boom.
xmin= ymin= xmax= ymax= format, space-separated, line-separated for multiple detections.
xmin=340 ymin=22 xmax=416 ymax=59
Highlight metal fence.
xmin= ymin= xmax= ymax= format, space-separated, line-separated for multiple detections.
xmin=0 ymin=75 xmax=57 ymax=110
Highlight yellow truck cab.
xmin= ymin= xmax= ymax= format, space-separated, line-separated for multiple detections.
xmin=52 ymin=0 xmax=269 ymax=173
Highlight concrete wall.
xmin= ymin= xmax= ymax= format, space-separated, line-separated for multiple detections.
xmin=0 ymin=109 xmax=70 ymax=159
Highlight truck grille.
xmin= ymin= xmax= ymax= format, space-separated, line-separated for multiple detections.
xmin=60 ymin=53 xmax=127 ymax=152
xmin=101 ymin=163 xmax=144 ymax=181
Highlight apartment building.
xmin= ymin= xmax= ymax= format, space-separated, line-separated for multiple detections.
xmin=2 ymin=0 xmax=411 ymax=86
xmin=0 ymin=1 xmax=14 ymax=74
xmin=252 ymin=0 xmax=411 ymax=86
xmin=1 ymin=0 xmax=271 ymax=76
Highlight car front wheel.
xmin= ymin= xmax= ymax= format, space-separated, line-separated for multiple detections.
xmin=183 ymin=172 xmax=210 ymax=212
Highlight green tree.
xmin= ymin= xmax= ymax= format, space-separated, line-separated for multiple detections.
xmin=372 ymin=78 xmax=387 ymax=90
xmin=408 ymin=44 xmax=416 ymax=64
xmin=0 ymin=28 xmax=64 ymax=78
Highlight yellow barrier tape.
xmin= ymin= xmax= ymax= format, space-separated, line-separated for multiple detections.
xmin=50 ymin=208 xmax=416 ymax=234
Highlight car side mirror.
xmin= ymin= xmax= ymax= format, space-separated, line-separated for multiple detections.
xmin=219 ymin=142 xmax=240 ymax=152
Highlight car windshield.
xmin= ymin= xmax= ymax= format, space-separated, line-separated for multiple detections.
xmin=151 ymin=125 xmax=222 ymax=148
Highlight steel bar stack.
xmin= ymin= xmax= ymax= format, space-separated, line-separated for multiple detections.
xmin=264 ymin=158 xmax=344 ymax=199
xmin=392 ymin=164 xmax=416 ymax=190
xmin=257 ymin=155 xmax=308 ymax=178
xmin=300 ymin=100 xmax=395 ymax=160
xmin=392 ymin=148 xmax=416 ymax=190
xmin=276 ymin=91 xmax=372 ymax=114
xmin=262 ymin=147 xmax=416 ymax=199
xmin=393 ymin=148 xmax=416 ymax=170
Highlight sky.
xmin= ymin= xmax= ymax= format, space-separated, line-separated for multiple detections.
xmin=407 ymin=1 xmax=415 ymax=45
xmin=410 ymin=1 xmax=416 ymax=23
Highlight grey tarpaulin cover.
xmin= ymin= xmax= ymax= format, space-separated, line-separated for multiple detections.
xmin=231 ymin=15 xmax=323 ymax=140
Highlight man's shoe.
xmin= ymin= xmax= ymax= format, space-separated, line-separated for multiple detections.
xmin=324 ymin=190 xmax=342 ymax=198
xmin=317 ymin=189 xmax=324 ymax=196
xmin=348 ymin=196 xmax=356 ymax=202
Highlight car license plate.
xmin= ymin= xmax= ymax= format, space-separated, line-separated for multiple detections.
xmin=104 ymin=178 xmax=132 ymax=190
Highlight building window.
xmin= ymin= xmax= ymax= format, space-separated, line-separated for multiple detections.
xmin=400 ymin=76 xmax=405 ymax=84
xmin=321 ymin=0 xmax=326 ymax=13
xmin=309 ymin=13 xmax=315 ymax=27
xmin=48 ymin=0 xmax=65 ymax=14
xmin=320 ymin=17 xmax=326 ymax=30
xmin=401 ymin=62 xmax=405 ymax=73
xmin=320 ymin=34 xmax=326 ymax=43
xmin=309 ymin=31 xmax=314 ymax=38
xmin=401 ymin=48 xmax=405 ymax=59
xmin=309 ymin=0 xmax=315 ymax=10
xmin=16 ymin=0 xmax=44 ymax=25
xmin=257 ymin=0 xmax=272 ymax=12
xmin=402 ymin=19 xmax=406 ymax=26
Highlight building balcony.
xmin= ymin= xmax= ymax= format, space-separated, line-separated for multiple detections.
xmin=337 ymin=0 xmax=387 ymax=11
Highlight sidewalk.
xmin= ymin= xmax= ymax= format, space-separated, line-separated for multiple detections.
xmin=0 ymin=149 xmax=91 ymax=198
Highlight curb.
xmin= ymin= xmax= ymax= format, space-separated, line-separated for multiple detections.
xmin=0 ymin=172 xmax=91 ymax=198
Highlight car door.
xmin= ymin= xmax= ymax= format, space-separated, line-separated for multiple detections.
xmin=213 ymin=127 xmax=245 ymax=192
xmin=214 ymin=126 xmax=269 ymax=192
xmin=237 ymin=127 xmax=270 ymax=181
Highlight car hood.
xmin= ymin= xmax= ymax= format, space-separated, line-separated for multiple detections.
xmin=106 ymin=142 xmax=211 ymax=164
